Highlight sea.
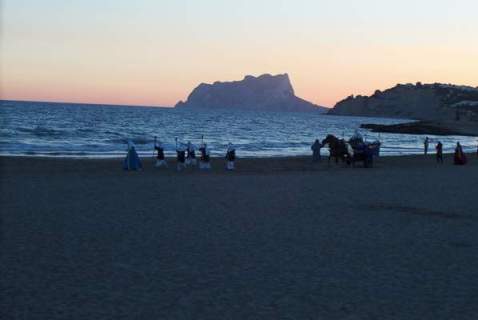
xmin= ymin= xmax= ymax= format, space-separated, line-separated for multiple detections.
xmin=1 ymin=100 xmax=477 ymax=158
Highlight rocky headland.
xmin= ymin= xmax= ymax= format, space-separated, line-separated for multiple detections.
xmin=329 ymin=82 xmax=478 ymax=136
xmin=176 ymin=73 xmax=326 ymax=113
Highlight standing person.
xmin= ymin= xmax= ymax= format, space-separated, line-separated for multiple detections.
xmin=123 ymin=140 xmax=143 ymax=171
xmin=424 ymin=137 xmax=429 ymax=155
xmin=176 ymin=142 xmax=187 ymax=171
xmin=186 ymin=141 xmax=197 ymax=167
xmin=225 ymin=143 xmax=236 ymax=170
xmin=154 ymin=138 xmax=168 ymax=168
xmin=435 ymin=141 xmax=443 ymax=164
xmin=311 ymin=139 xmax=322 ymax=162
xmin=199 ymin=143 xmax=211 ymax=170
xmin=454 ymin=142 xmax=467 ymax=165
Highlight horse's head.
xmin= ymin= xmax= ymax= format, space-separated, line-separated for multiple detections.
xmin=322 ymin=134 xmax=337 ymax=146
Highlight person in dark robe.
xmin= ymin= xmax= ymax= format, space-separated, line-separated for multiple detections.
xmin=435 ymin=141 xmax=443 ymax=164
xmin=199 ymin=143 xmax=211 ymax=170
xmin=186 ymin=141 xmax=197 ymax=167
xmin=225 ymin=143 xmax=236 ymax=170
xmin=311 ymin=139 xmax=322 ymax=162
xmin=154 ymin=139 xmax=168 ymax=168
xmin=454 ymin=142 xmax=467 ymax=165
xmin=176 ymin=143 xmax=187 ymax=171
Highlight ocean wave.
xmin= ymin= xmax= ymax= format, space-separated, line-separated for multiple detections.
xmin=17 ymin=126 xmax=67 ymax=137
xmin=104 ymin=137 xmax=152 ymax=145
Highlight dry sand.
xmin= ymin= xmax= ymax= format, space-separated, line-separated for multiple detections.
xmin=1 ymin=154 xmax=478 ymax=319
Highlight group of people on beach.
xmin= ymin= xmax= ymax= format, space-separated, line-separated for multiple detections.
xmin=124 ymin=134 xmax=476 ymax=171
xmin=123 ymin=138 xmax=236 ymax=172
xmin=423 ymin=136 xmax=472 ymax=165
xmin=154 ymin=138 xmax=236 ymax=171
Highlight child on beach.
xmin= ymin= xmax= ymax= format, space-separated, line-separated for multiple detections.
xmin=435 ymin=141 xmax=443 ymax=164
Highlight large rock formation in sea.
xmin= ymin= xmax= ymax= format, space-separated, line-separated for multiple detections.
xmin=175 ymin=73 xmax=326 ymax=113
xmin=328 ymin=83 xmax=478 ymax=121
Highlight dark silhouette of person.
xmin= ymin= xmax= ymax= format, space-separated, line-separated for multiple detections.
xmin=424 ymin=137 xmax=429 ymax=155
xmin=311 ymin=139 xmax=322 ymax=162
xmin=435 ymin=142 xmax=443 ymax=164
xmin=454 ymin=142 xmax=467 ymax=165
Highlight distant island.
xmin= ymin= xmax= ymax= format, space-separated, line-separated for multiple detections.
xmin=328 ymin=82 xmax=478 ymax=136
xmin=176 ymin=73 xmax=326 ymax=113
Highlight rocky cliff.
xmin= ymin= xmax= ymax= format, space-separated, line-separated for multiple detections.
xmin=176 ymin=74 xmax=325 ymax=113
xmin=328 ymin=83 xmax=478 ymax=121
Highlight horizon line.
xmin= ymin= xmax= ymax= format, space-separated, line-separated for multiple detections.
xmin=0 ymin=98 xmax=174 ymax=109
xmin=0 ymin=98 xmax=336 ymax=109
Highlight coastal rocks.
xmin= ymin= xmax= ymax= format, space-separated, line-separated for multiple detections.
xmin=360 ymin=122 xmax=457 ymax=136
xmin=328 ymin=83 xmax=478 ymax=122
xmin=176 ymin=73 xmax=326 ymax=113
xmin=361 ymin=121 xmax=478 ymax=137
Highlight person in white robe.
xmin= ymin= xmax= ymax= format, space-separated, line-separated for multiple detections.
xmin=225 ymin=143 xmax=236 ymax=170
xmin=199 ymin=143 xmax=211 ymax=170
xmin=186 ymin=141 xmax=197 ymax=167
xmin=154 ymin=139 xmax=168 ymax=168
xmin=176 ymin=143 xmax=187 ymax=172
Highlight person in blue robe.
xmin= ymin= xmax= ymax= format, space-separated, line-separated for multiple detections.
xmin=123 ymin=140 xmax=143 ymax=171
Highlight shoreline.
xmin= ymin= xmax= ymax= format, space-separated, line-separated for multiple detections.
xmin=2 ymin=152 xmax=477 ymax=175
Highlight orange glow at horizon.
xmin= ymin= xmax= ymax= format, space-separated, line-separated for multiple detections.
xmin=2 ymin=1 xmax=478 ymax=108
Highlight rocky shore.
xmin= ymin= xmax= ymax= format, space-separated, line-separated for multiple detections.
xmin=361 ymin=120 xmax=478 ymax=137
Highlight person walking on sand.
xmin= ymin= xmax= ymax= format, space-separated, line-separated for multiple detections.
xmin=435 ymin=141 xmax=443 ymax=164
xmin=225 ymin=143 xmax=236 ymax=171
xmin=424 ymin=137 xmax=429 ymax=155
xmin=154 ymin=138 xmax=168 ymax=168
xmin=199 ymin=143 xmax=211 ymax=170
xmin=311 ymin=139 xmax=322 ymax=162
xmin=176 ymin=142 xmax=187 ymax=171
xmin=186 ymin=141 xmax=197 ymax=167
xmin=454 ymin=142 xmax=467 ymax=165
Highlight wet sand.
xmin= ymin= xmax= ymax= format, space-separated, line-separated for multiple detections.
xmin=1 ymin=154 xmax=478 ymax=319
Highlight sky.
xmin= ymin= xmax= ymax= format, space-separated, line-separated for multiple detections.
xmin=1 ymin=0 xmax=478 ymax=107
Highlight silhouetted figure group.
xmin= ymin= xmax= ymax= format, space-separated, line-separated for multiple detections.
xmin=425 ymin=137 xmax=470 ymax=166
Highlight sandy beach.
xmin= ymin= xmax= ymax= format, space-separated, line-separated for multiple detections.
xmin=1 ymin=154 xmax=477 ymax=319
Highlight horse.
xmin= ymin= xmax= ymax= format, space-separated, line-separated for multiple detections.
xmin=322 ymin=134 xmax=352 ymax=165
